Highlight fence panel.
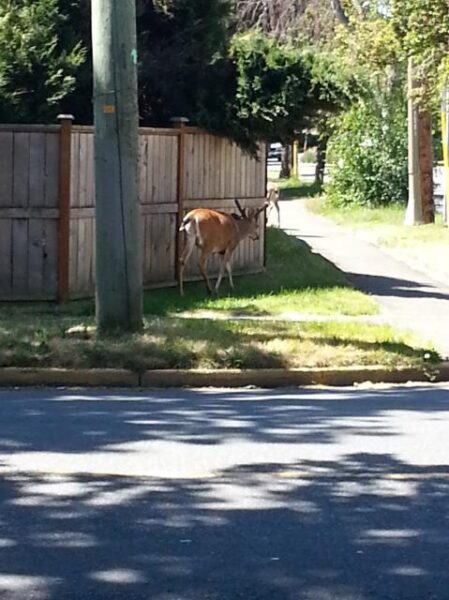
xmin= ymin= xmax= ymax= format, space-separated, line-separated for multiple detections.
xmin=0 ymin=124 xmax=266 ymax=301
xmin=139 ymin=129 xmax=179 ymax=287
xmin=0 ymin=127 xmax=59 ymax=300
xmin=69 ymin=130 xmax=95 ymax=297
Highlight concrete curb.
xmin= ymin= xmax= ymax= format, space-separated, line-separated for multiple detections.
xmin=0 ymin=363 xmax=447 ymax=388
xmin=0 ymin=368 xmax=139 ymax=387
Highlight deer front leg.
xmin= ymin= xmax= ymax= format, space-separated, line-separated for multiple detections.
xmin=215 ymin=248 xmax=234 ymax=293
xmin=226 ymin=259 xmax=234 ymax=290
xmin=214 ymin=252 xmax=228 ymax=293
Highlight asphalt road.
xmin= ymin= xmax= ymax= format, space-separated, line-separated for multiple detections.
xmin=1 ymin=385 xmax=449 ymax=600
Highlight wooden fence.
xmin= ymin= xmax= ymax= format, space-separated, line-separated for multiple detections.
xmin=0 ymin=118 xmax=267 ymax=301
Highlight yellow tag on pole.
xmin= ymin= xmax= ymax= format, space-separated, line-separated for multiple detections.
xmin=103 ymin=105 xmax=116 ymax=114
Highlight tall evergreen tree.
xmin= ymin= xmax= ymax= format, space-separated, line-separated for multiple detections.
xmin=0 ymin=0 xmax=85 ymax=122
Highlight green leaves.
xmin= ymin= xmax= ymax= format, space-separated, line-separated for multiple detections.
xmin=0 ymin=0 xmax=85 ymax=122
xmin=326 ymin=97 xmax=408 ymax=207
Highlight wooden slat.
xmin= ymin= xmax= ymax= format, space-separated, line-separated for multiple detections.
xmin=85 ymin=134 xmax=95 ymax=207
xmin=139 ymin=135 xmax=148 ymax=204
xmin=13 ymin=133 xmax=30 ymax=207
xmin=76 ymin=217 xmax=86 ymax=291
xmin=78 ymin=135 xmax=88 ymax=208
xmin=44 ymin=133 xmax=60 ymax=208
xmin=184 ymin=134 xmax=194 ymax=200
xmin=70 ymin=132 xmax=80 ymax=208
xmin=57 ymin=116 xmax=73 ymax=302
xmin=85 ymin=217 xmax=95 ymax=291
xmin=142 ymin=215 xmax=151 ymax=284
xmin=42 ymin=219 xmax=58 ymax=297
xmin=219 ymin=139 xmax=226 ymax=199
xmin=28 ymin=219 xmax=45 ymax=295
xmin=29 ymin=133 xmax=46 ymax=207
xmin=147 ymin=134 xmax=155 ymax=203
xmin=12 ymin=219 xmax=29 ymax=294
xmin=69 ymin=217 xmax=78 ymax=293
xmin=0 ymin=220 xmax=12 ymax=292
xmin=0 ymin=132 xmax=13 ymax=208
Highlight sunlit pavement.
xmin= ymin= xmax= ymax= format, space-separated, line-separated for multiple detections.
xmin=1 ymin=385 xmax=449 ymax=599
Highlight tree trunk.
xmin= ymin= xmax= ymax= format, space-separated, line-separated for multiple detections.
xmin=329 ymin=0 xmax=349 ymax=26
xmin=315 ymin=139 xmax=327 ymax=185
xmin=280 ymin=144 xmax=292 ymax=178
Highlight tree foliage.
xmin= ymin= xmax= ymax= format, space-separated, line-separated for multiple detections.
xmin=199 ymin=32 xmax=348 ymax=150
xmin=0 ymin=0 xmax=85 ymax=122
xmin=326 ymin=97 xmax=408 ymax=207
xmin=390 ymin=0 xmax=449 ymax=107
xmin=136 ymin=0 xmax=233 ymax=124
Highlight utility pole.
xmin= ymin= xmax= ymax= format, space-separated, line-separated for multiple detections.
xmin=405 ymin=58 xmax=422 ymax=225
xmin=405 ymin=58 xmax=434 ymax=226
xmin=91 ymin=0 xmax=142 ymax=333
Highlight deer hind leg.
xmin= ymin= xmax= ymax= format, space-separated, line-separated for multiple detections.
xmin=226 ymin=260 xmax=234 ymax=290
xmin=179 ymin=234 xmax=196 ymax=296
xmin=198 ymin=251 xmax=213 ymax=295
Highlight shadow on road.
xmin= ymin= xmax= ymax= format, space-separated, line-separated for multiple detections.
xmin=0 ymin=387 xmax=449 ymax=599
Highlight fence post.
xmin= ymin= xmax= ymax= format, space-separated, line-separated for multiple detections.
xmin=171 ymin=117 xmax=189 ymax=287
xmin=57 ymin=114 xmax=74 ymax=302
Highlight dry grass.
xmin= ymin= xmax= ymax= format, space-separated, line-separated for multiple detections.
xmin=0 ymin=315 xmax=439 ymax=372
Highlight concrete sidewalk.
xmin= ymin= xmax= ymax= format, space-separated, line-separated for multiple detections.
xmin=279 ymin=200 xmax=449 ymax=359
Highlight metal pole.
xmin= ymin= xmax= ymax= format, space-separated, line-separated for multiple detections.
xmin=91 ymin=0 xmax=142 ymax=333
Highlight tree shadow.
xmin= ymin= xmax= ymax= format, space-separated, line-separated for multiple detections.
xmin=1 ymin=384 xmax=449 ymax=599
xmin=349 ymin=273 xmax=449 ymax=302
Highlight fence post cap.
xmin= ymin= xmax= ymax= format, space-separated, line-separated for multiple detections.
xmin=171 ymin=117 xmax=189 ymax=130
xmin=57 ymin=114 xmax=75 ymax=122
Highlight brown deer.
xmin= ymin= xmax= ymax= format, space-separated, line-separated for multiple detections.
xmin=266 ymin=185 xmax=280 ymax=227
xmin=179 ymin=199 xmax=267 ymax=295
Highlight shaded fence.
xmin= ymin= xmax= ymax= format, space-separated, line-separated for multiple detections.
xmin=0 ymin=118 xmax=267 ymax=301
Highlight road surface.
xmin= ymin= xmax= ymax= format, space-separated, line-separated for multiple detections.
xmin=1 ymin=385 xmax=449 ymax=599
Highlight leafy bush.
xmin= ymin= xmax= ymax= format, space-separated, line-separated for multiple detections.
xmin=301 ymin=149 xmax=316 ymax=163
xmin=325 ymin=98 xmax=408 ymax=207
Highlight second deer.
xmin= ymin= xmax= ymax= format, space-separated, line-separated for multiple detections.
xmin=266 ymin=185 xmax=280 ymax=227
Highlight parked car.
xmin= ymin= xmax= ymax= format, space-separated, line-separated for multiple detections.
xmin=268 ymin=142 xmax=282 ymax=161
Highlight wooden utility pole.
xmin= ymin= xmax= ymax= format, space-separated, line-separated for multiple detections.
xmin=405 ymin=59 xmax=422 ymax=225
xmin=405 ymin=58 xmax=434 ymax=225
xmin=91 ymin=0 xmax=142 ymax=333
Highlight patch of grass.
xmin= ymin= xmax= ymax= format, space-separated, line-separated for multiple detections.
xmin=0 ymin=314 xmax=439 ymax=371
xmin=143 ymin=228 xmax=378 ymax=317
xmin=307 ymin=197 xmax=449 ymax=246
xmin=307 ymin=197 xmax=406 ymax=227
xmin=270 ymin=176 xmax=323 ymax=200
